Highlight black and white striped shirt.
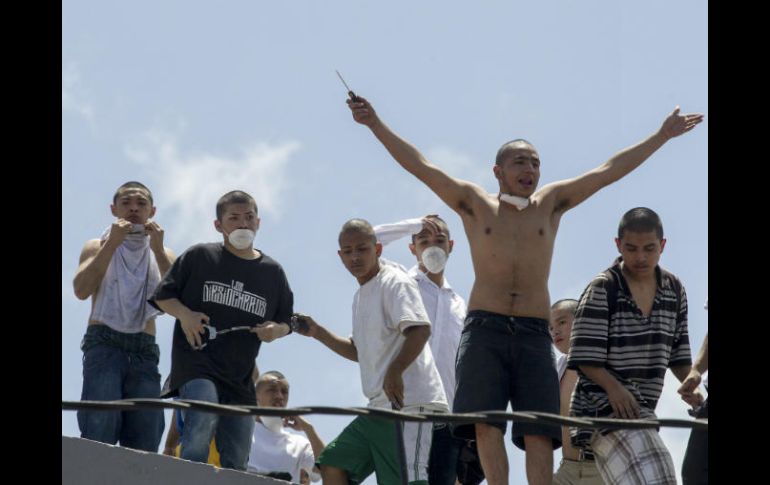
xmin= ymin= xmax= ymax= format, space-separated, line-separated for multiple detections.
xmin=567 ymin=258 xmax=691 ymax=448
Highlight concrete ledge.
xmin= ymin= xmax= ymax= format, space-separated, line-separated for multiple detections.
xmin=62 ymin=436 xmax=289 ymax=485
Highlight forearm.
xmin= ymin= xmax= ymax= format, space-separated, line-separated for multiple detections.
xmin=671 ymin=364 xmax=693 ymax=383
xmin=314 ymin=325 xmax=358 ymax=362
xmin=693 ymin=334 xmax=708 ymax=374
xmin=373 ymin=218 xmax=423 ymax=247
xmin=73 ymin=242 xmax=119 ymax=300
xmin=370 ymin=121 xmax=434 ymax=182
xmin=154 ymin=298 xmax=193 ymax=321
xmin=302 ymin=424 xmax=326 ymax=459
xmin=601 ymin=131 xmax=669 ymax=184
xmin=153 ymin=247 xmax=174 ymax=276
xmin=388 ymin=325 xmax=430 ymax=374
xmin=578 ymin=365 xmax=623 ymax=393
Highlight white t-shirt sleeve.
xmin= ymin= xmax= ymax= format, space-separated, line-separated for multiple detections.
xmin=373 ymin=218 xmax=424 ymax=247
xmin=384 ymin=276 xmax=431 ymax=333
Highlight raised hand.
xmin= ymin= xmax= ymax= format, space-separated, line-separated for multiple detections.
xmin=347 ymin=96 xmax=380 ymax=128
xmin=659 ymin=106 xmax=704 ymax=140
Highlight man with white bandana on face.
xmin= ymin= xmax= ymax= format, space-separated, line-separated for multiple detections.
xmin=150 ymin=189 xmax=294 ymax=471
xmin=73 ymin=181 xmax=175 ymax=452
xmin=373 ymin=214 xmax=471 ymax=485
xmin=347 ymin=95 xmax=704 ymax=485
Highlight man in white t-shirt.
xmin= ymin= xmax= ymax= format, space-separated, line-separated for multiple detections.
xmin=247 ymin=371 xmax=325 ymax=484
xmin=373 ymin=215 xmax=469 ymax=485
xmin=294 ymin=218 xmax=448 ymax=485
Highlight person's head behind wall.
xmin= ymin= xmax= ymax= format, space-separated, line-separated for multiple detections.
xmin=214 ymin=190 xmax=260 ymax=251
xmin=255 ymin=370 xmax=290 ymax=408
xmin=111 ymin=181 xmax=156 ymax=224
xmin=492 ymin=138 xmax=541 ymax=198
xmin=549 ymin=298 xmax=578 ymax=355
xmin=409 ymin=215 xmax=454 ymax=275
xmin=338 ymin=218 xmax=382 ymax=284
xmin=615 ymin=207 xmax=666 ymax=279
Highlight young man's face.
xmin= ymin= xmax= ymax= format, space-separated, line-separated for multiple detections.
xmin=615 ymin=230 xmax=666 ymax=278
xmin=493 ymin=143 xmax=541 ymax=197
xmin=255 ymin=375 xmax=290 ymax=408
xmin=338 ymin=230 xmax=382 ymax=284
xmin=409 ymin=225 xmax=453 ymax=271
xmin=110 ymin=189 xmax=155 ymax=224
xmin=214 ymin=202 xmax=260 ymax=236
xmin=549 ymin=307 xmax=574 ymax=355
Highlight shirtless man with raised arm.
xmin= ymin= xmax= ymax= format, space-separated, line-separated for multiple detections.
xmin=347 ymin=96 xmax=702 ymax=485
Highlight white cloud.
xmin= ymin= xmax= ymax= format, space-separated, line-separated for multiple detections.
xmin=62 ymin=62 xmax=94 ymax=123
xmin=425 ymin=145 xmax=492 ymax=188
xmin=124 ymin=128 xmax=300 ymax=249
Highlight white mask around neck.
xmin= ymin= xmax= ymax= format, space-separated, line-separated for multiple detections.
xmin=499 ymin=193 xmax=530 ymax=210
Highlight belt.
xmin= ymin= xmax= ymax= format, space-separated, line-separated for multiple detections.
xmin=565 ymin=449 xmax=595 ymax=462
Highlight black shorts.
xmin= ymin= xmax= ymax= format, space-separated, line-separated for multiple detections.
xmin=450 ymin=310 xmax=561 ymax=450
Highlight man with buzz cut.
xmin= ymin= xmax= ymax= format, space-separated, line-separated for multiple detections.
xmin=567 ymin=207 xmax=702 ymax=485
xmin=294 ymin=218 xmax=448 ymax=485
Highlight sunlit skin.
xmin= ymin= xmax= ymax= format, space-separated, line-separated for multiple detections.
xmin=493 ymin=143 xmax=541 ymax=198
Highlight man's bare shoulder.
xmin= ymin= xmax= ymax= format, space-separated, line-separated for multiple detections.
xmin=79 ymin=239 xmax=102 ymax=258
xmin=453 ymin=182 xmax=497 ymax=219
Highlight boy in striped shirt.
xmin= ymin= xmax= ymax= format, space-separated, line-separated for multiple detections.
xmin=567 ymin=207 xmax=703 ymax=485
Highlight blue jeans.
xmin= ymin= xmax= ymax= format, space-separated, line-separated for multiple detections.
xmin=428 ymin=423 xmax=464 ymax=485
xmin=178 ymin=378 xmax=255 ymax=470
xmin=77 ymin=325 xmax=164 ymax=452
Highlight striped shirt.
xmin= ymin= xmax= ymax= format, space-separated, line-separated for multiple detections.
xmin=567 ymin=258 xmax=691 ymax=448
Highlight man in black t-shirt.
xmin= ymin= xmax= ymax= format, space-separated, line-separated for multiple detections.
xmin=150 ymin=190 xmax=294 ymax=471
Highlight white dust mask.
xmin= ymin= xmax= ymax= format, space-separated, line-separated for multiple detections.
xmin=227 ymin=228 xmax=256 ymax=250
xmin=261 ymin=415 xmax=283 ymax=433
xmin=499 ymin=193 xmax=530 ymax=210
xmin=421 ymin=246 xmax=448 ymax=274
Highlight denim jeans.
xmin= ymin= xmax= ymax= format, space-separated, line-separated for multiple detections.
xmin=77 ymin=325 xmax=164 ymax=452
xmin=178 ymin=378 xmax=255 ymax=470
xmin=428 ymin=423 xmax=464 ymax=485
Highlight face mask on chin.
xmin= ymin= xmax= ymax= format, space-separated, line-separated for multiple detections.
xmin=261 ymin=415 xmax=283 ymax=433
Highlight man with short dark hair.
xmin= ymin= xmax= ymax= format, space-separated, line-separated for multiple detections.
xmin=294 ymin=218 xmax=448 ymax=485
xmin=347 ymin=94 xmax=702 ymax=485
xmin=73 ymin=181 xmax=174 ymax=452
xmin=151 ymin=189 xmax=294 ymax=471
xmin=567 ymin=207 xmax=702 ymax=485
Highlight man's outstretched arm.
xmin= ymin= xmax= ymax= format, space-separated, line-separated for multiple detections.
xmin=545 ymin=106 xmax=704 ymax=213
xmin=348 ymin=96 xmax=485 ymax=216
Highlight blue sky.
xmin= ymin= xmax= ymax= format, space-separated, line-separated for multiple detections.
xmin=62 ymin=1 xmax=707 ymax=483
